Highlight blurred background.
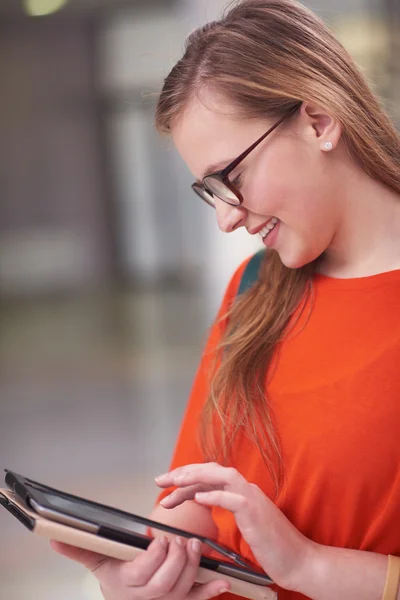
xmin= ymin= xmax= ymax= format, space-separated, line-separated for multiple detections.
xmin=0 ymin=0 xmax=398 ymax=598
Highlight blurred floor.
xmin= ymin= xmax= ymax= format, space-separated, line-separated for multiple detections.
xmin=0 ymin=286 xmax=210 ymax=600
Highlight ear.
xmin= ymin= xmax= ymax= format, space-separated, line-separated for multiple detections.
xmin=299 ymin=102 xmax=342 ymax=151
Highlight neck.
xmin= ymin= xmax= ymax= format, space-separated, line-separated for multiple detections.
xmin=318 ymin=163 xmax=400 ymax=278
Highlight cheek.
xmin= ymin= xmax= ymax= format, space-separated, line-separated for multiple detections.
xmin=245 ymin=143 xmax=306 ymax=211
xmin=247 ymin=169 xmax=323 ymax=225
xmin=248 ymin=143 xmax=331 ymax=227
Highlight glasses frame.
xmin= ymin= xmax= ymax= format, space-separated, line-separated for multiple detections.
xmin=191 ymin=102 xmax=301 ymax=207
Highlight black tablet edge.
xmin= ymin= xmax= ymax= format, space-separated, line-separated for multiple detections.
xmin=0 ymin=492 xmax=35 ymax=531
xmin=98 ymin=525 xmax=273 ymax=585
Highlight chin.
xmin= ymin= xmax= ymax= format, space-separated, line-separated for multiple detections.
xmin=277 ymin=248 xmax=319 ymax=270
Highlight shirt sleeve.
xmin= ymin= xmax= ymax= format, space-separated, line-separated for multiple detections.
xmin=156 ymin=256 xmax=251 ymax=504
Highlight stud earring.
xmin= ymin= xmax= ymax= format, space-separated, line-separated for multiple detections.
xmin=324 ymin=141 xmax=333 ymax=151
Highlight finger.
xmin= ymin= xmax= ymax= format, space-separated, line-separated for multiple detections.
xmin=189 ymin=579 xmax=230 ymax=600
xmin=144 ymin=536 xmax=188 ymax=597
xmin=50 ymin=541 xmax=113 ymax=571
xmin=155 ymin=464 xmax=206 ymax=488
xmin=159 ymin=484 xmax=211 ymax=508
xmin=116 ymin=537 xmax=169 ymax=587
xmin=195 ymin=490 xmax=248 ymax=515
xmin=170 ymin=538 xmax=231 ymax=599
xmin=156 ymin=464 xmax=243 ymax=490
xmin=51 ymin=537 xmax=169 ymax=590
xmin=168 ymin=537 xmax=203 ymax=597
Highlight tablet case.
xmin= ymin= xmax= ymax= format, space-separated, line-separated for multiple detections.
xmin=0 ymin=489 xmax=277 ymax=600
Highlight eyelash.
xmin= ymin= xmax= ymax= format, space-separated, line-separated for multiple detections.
xmin=230 ymin=173 xmax=243 ymax=189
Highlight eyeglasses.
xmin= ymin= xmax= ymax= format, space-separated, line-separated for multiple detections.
xmin=191 ymin=103 xmax=301 ymax=208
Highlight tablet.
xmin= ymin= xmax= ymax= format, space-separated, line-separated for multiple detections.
xmin=1 ymin=470 xmax=276 ymax=600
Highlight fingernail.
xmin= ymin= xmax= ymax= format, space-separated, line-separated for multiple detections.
xmin=218 ymin=586 xmax=229 ymax=594
xmin=175 ymin=536 xmax=184 ymax=547
xmin=191 ymin=538 xmax=201 ymax=553
xmin=159 ymin=536 xmax=168 ymax=548
xmin=195 ymin=492 xmax=208 ymax=500
xmin=155 ymin=473 xmax=168 ymax=482
xmin=160 ymin=495 xmax=170 ymax=505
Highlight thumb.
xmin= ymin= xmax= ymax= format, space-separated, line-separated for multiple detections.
xmin=50 ymin=540 xmax=111 ymax=571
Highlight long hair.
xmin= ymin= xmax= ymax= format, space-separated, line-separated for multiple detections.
xmin=155 ymin=0 xmax=400 ymax=494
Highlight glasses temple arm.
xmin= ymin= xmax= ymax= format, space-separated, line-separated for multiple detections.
xmin=220 ymin=103 xmax=300 ymax=177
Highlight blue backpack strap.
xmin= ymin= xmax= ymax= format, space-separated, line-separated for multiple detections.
xmin=237 ymin=249 xmax=265 ymax=296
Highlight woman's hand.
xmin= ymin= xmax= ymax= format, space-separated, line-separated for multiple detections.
xmin=50 ymin=535 xmax=230 ymax=600
xmin=156 ymin=463 xmax=318 ymax=592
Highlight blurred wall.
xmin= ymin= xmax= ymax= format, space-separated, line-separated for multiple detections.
xmin=0 ymin=18 xmax=113 ymax=295
xmin=98 ymin=0 xmax=260 ymax=305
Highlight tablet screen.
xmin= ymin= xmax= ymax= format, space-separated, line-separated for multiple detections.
xmin=42 ymin=491 xmax=147 ymax=535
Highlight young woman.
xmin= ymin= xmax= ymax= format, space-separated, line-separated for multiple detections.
xmin=52 ymin=1 xmax=400 ymax=599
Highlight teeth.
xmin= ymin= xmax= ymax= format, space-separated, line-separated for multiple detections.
xmin=259 ymin=218 xmax=278 ymax=239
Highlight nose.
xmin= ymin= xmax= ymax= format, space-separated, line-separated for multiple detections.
xmin=214 ymin=197 xmax=246 ymax=233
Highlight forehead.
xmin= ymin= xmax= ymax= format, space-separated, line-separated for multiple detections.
xmin=171 ymin=93 xmax=270 ymax=180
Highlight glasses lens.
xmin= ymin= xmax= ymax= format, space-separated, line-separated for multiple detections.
xmin=203 ymin=176 xmax=241 ymax=206
xmin=192 ymin=183 xmax=215 ymax=208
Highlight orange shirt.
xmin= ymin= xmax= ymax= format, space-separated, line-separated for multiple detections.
xmin=157 ymin=254 xmax=400 ymax=600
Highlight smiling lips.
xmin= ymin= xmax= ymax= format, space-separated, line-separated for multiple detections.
xmin=254 ymin=217 xmax=279 ymax=239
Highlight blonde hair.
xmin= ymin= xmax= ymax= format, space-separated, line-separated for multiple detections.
xmin=155 ymin=0 xmax=400 ymax=494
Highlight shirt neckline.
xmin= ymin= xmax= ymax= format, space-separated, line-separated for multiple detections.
xmin=313 ymin=268 xmax=400 ymax=289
